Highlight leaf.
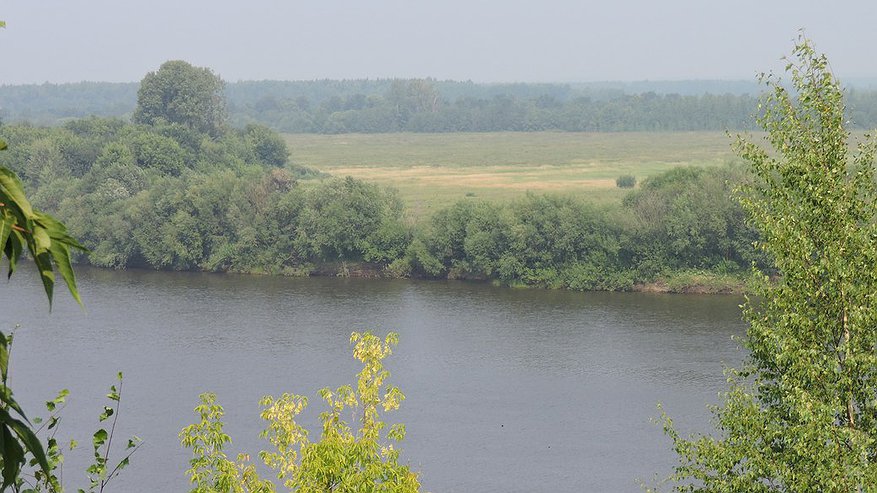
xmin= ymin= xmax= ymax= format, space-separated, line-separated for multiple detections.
xmin=33 ymin=250 xmax=55 ymax=309
xmin=31 ymin=225 xmax=51 ymax=255
xmin=1 ymin=425 xmax=25 ymax=490
xmin=0 ymin=167 xmax=84 ymax=305
xmin=49 ymin=235 xmax=83 ymax=305
xmin=0 ymin=214 xmax=14 ymax=264
xmin=0 ymin=167 xmax=34 ymax=218
xmin=34 ymin=211 xmax=87 ymax=251
xmin=2 ymin=408 xmax=52 ymax=480
xmin=0 ymin=329 xmax=8 ymax=383
xmin=93 ymin=428 xmax=108 ymax=448
xmin=4 ymin=230 xmax=23 ymax=279
xmin=0 ymin=386 xmax=29 ymax=422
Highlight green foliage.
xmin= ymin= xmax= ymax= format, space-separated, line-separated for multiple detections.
xmin=0 ymin=141 xmax=85 ymax=306
xmin=179 ymin=393 xmax=274 ymax=493
xmin=81 ymin=373 xmax=142 ymax=493
xmin=231 ymin=82 xmax=760 ymax=133
xmin=622 ymin=165 xmax=761 ymax=274
xmin=127 ymin=130 xmax=187 ymax=176
xmin=181 ymin=332 xmax=420 ymax=493
xmin=1 ymin=112 xmax=767 ymax=290
xmin=134 ymin=60 xmax=226 ymax=138
xmin=662 ymin=36 xmax=877 ymax=491
xmin=8 ymin=76 xmax=877 ymax=133
xmin=0 ymin=328 xmax=55 ymax=491
xmin=297 ymin=177 xmax=407 ymax=263
xmin=32 ymin=388 xmax=73 ymax=492
xmin=412 ymin=194 xmax=629 ymax=289
xmin=244 ymin=125 xmax=289 ymax=167
xmin=0 ymin=334 xmax=140 ymax=493
xmin=615 ymin=174 xmax=636 ymax=188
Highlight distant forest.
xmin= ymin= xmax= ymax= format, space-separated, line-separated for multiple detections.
xmin=5 ymin=79 xmax=877 ymax=133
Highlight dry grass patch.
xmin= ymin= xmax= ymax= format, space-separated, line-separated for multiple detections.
xmin=286 ymin=131 xmax=742 ymax=217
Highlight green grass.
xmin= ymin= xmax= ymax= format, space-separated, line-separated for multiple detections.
xmin=285 ymin=132 xmax=744 ymax=218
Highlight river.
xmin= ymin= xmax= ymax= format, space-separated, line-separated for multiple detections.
xmin=2 ymin=266 xmax=746 ymax=492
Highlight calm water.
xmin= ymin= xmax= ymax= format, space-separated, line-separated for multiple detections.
xmin=2 ymin=266 xmax=745 ymax=492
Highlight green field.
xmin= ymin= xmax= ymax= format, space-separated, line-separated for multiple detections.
xmin=285 ymin=132 xmax=744 ymax=217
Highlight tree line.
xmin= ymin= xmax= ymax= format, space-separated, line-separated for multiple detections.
xmin=6 ymin=78 xmax=877 ymax=133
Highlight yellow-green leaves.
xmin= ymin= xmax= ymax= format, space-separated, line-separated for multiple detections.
xmin=181 ymin=332 xmax=420 ymax=493
xmin=180 ymin=392 xmax=275 ymax=493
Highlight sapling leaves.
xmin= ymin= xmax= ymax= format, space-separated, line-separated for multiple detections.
xmin=181 ymin=332 xmax=420 ymax=493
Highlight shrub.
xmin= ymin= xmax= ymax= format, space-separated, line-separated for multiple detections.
xmin=615 ymin=174 xmax=636 ymax=188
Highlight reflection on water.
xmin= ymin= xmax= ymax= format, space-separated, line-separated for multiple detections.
xmin=1 ymin=266 xmax=745 ymax=492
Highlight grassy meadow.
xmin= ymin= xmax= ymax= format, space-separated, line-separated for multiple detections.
xmin=285 ymin=131 xmax=743 ymax=218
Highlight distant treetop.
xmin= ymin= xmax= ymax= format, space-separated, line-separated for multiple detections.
xmin=133 ymin=60 xmax=226 ymax=138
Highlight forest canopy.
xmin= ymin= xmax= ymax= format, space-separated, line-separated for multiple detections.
xmin=6 ymin=78 xmax=877 ymax=133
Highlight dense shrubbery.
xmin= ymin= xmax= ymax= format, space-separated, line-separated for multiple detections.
xmin=0 ymin=113 xmax=761 ymax=290
xmin=393 ymin=166 xmax=762 ymax=290
xmin=0 ymin=118 xmax=410 ymax=274
xmin=615 ymin=174 xmax=636 ymax=188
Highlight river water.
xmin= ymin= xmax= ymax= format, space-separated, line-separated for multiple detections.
xmin=2 ymin=266 xmax=746 ymax=492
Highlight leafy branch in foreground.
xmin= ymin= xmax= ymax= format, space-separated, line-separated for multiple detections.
xmin=0 ymin=339 xmax=141 ymax=493
xmin=181 ymin=332 xmax=420 ymax=493
xmin=0 ymin=134 xmax=89 ymax=491
xmin=0 ymin=328 xmax=56 ymax=491
xmin=179 ymin=393 xmax=274 ymax=493
xmin=0 ymin=65 xmax=134 ymax=489
xmin=81 ymin=372 xmax=143 ymax=493
xmin=0 ymin=139 xmax=87 ymax=307
xmin=661 ymin=35 xmax=877 ymax=492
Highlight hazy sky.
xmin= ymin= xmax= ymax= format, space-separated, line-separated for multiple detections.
xmin=2 ymin=0 xmax=875 ymax=85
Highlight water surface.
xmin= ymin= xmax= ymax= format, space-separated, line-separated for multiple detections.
xmin=2 ymin=267 xmax=745 ymax=492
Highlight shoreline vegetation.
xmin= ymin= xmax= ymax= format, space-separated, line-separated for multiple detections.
xmin=0 ymin=65 xmax=771 ymax=296
xmin=230 ymin=260 xmax=748 ymax=294
xmin=0 ymin=122 xmax=764 ymax=296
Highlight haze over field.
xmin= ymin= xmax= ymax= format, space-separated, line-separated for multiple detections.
xmin=2 ymin=0 xmax=876 ymax=84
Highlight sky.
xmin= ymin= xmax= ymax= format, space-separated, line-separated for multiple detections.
xmin=1 ymin=0 xmax=875 ymax=85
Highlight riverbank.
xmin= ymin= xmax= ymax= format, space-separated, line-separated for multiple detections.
xmin=632 ymin=270 xmax=745 ymax=294
xmin=204 ymin=260 xmax=747 ymax=295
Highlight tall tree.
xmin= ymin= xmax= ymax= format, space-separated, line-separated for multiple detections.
xmin=133 ymin=60 xmax=226 ymax=138
xmin=663 ymin=37 xmax=877 ymax=492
